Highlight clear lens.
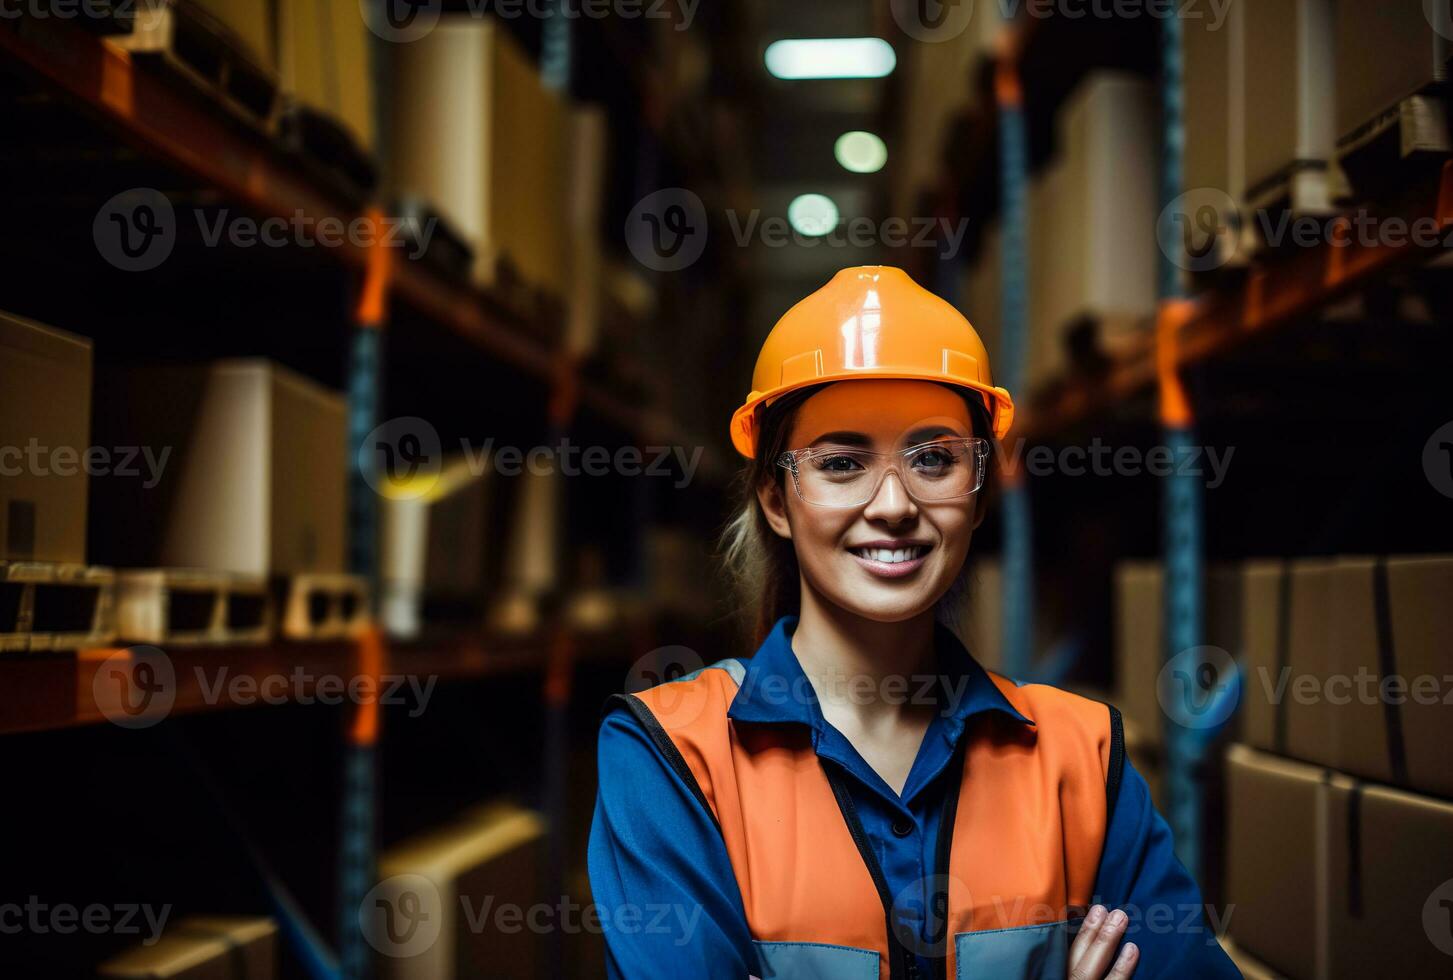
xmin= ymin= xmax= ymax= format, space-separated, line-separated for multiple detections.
xmin=779 ymin=438 xmax=988 ymax=507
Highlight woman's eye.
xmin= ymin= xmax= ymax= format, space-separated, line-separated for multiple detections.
xmin=912 ymin=447 xmax=960 ymax=470
xmin=813 ymin=454 xmax=865 ymax=472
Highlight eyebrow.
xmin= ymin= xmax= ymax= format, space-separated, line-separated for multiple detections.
xmin=806 ymin=425 xmax=965 ymax=448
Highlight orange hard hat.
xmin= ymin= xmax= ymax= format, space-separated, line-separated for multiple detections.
xmin=730 ymin=265 xmax=1015 ymax=457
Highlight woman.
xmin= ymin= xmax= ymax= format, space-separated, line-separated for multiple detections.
xmin=589 ymin=267 xmax=1239 ymax=979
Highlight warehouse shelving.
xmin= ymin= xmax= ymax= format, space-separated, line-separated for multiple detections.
xmin=0 ymin=610 xmax=669 ymax=738
xmin=0 ymin=14 xmax=708 ymax=455
xmin=1018 ymin=160 xmax=1453 ymax=441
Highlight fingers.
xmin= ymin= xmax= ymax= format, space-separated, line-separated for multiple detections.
xmin=1069 ymin=906 xmax=1131 ymax=980
xmin=1104 ymin=942 xmax=1139 ymax=979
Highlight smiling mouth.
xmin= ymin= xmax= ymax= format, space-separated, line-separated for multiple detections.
xmin=848 ymin=545 xmax=930 ymax=564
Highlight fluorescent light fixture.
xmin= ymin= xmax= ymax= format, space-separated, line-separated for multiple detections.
xmin=835 ymin=131 xmax=888 ymax=174
xmin=787 ymin=194 xmax=840 ymax=237
xmin=765 ymin=38 xmax=896 ymax=80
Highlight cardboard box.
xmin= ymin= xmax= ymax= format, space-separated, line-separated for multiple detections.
xmin=1 ymin=312 xmax=92 ymax=564
xmin=375 ymin=802 xmax=545 ymax=980
xmin=99 ymin=915 xmax=276 ymax=979
xmin=189 ymin=0 xmax=274 ymax=68
xmin=90 ymin=360 xmax=346 ymax=577
xmin=1284 ymin=559 xmax=1338 ymax=766
xmin=1183 ymin=1 xmax=1245 ymax=198
xmin=1028 ymin=156 xmax=1069 ymax=389
xmin=380 ymin=458 xmax=492 ymax=638
xmin=277 ymin=0 xmax=375 ymax=152
xmin=388 ymin=19 xmax=568 ymax=295
xmin=1225 ymin=745 xmax=1335 ymax=979
xmin=960 ymin=221 xmax=1001 ymax=366
xmin=1239 ymin=560 xmax=1285 ymax=751
xmin=1114 ymin=562 xmax=1163 ymax=742
xmin=1334 ymin=1 xmax=1451 ymax=144
xmin=565 ymin=106 xmax=608 ymax=357
xmin=1325 ymin=779 xmax=1453 ymax=979
xmin=1053 ymin=72 xmax=1158 ymax=354
xmin=1240 ymin=0 xmax=1338 ymax=211
xmin=1385 ymin=556 xmax=1453 ymax=798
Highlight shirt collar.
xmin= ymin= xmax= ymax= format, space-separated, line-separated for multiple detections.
xmin=727 ymin=613 xmax=1035 ymax=731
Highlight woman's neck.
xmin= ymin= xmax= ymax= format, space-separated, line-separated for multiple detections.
xmin=789 ymin=585 xmax=939 ymax=723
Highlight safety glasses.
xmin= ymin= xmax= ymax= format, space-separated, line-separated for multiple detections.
xmin=776 ymin=437 xmax=990 ymax=508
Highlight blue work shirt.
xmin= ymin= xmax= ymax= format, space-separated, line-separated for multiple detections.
xmin=588 ymin=614 xmax=1241 ymax=979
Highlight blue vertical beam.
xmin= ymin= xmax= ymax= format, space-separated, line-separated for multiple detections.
xmin=997 ymin=53 xmax=1034 ymax=681
xmin=1156 ymin=13 xmax=1210 ymax=877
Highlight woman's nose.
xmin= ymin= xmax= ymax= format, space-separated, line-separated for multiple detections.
xmin=862 ymin=467 xmax=917 ymax=522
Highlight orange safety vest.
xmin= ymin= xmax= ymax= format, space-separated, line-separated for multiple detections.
xmin=612 ymin=659 xmax=1124 ymax=980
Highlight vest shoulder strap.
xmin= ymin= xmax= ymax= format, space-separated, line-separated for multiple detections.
xmin=602 ymin=658 xmax=746 ymax=829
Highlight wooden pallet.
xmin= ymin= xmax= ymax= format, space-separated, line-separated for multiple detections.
xmin=114 ymin=0 xmax=278 ymax=133
xmin=0 ymin=562 xmax=116 ymax=653
xmin=1338 ymin=92 xmax=1453 ymax=201
xmin=278 ymin=573 xmax=370 ymax=641
xmin=116 ymin=569 xmax=272 ymax=646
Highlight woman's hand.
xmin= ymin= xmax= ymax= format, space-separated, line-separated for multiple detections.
xmin=1068 ymin=905 xmax=1138 ymax=979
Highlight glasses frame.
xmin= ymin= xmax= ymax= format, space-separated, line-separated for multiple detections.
xmin=775 ymin=436 xmax=991 ymax=508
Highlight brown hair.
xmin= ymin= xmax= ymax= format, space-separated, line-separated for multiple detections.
xmin=716 ymin=383 xmax=997 ymax=647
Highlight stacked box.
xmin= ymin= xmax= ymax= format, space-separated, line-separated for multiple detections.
xmin=375 ymin=802 xmax=545 ymax=979
xmin=189 ymin=0 xmax=274 ymax=68
xmin=1334 ymin=2 xmax=1451 ymax=151
xmin=1056 ymin=73 xmax=1159 ymax=351
xmin=0 ymin=312 xmax=91 ymax=564
xmin=388 ymin=18 xmax=569 ymax=295
xmin=1225 ymin=745 xmax=1334 ymax=979
xmin=1325 ymin=780 xmax=1453 ymax=978
xmin=99 ymin=916 xmax=276 ymax=979
xmin=565 ymin=107 xmax=609 ymax=357
xmin=90 ymin=360 xmax=347 ymax=577
xmin=1181 ymin=0 xmax=1250 ymax=269
xmin=276 ymin=0 xmax=375 ymax=152
xmin=1240 ymin=0 xmax=1340 ymax=213
xmin=959 ymin=221 xmax=1001 ymax=366
xmin=1240 ymin=555 xmax=1453 ymax=799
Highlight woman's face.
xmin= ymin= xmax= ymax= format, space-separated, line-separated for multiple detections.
xmin=757 ymin=379 xmax=985 ymax=623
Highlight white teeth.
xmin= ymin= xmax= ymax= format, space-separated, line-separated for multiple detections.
xmin=853 ymin=546 xmax=925 ymax=564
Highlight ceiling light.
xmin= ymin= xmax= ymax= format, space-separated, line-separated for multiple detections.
xmin=787 ymin=194 xmax=840 ymax=237
xmin=835 ymin=131 xmax=888 ymax=173
xmin=765 ymin=38 xmax=896 ymax=80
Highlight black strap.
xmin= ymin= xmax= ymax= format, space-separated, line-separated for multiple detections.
xmin=1346 ymin=782 xmax=1364 ymax=918
xmin=1372 ymin=559 xmax=1409 ymax=785
xmin=930 ymin=733 xmax=970 ymax=980
xmin=1106 ymin=705 xmax=1126 ymax=824
xmin=822 ymin=759 xmax=920 ymax=980
xmin=1274 ymin=563 xmax=1292 ymax=754
xmin=603 ymin=693 xmax=723 ymax=837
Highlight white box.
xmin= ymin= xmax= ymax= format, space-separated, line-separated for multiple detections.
xmin=388 ymin=19 xmax=568 ymax=294
xmin=1335 ymin=1 xmax=1451 ymax=144
xmin=91 ymin=360 xmax=347 ymax=576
